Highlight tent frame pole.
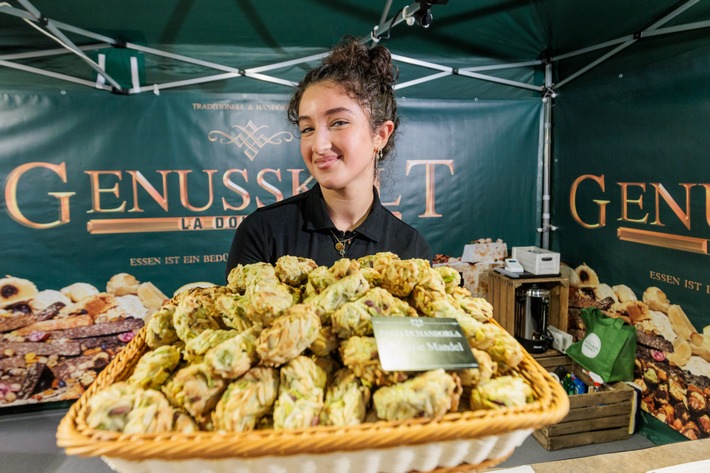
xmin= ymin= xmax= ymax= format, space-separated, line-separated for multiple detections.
xmin=0 ymin=57 xmax=110 ymax=89
xmin=539 ymin=63 xmax=556 ymax=249
xmin=391 ymin=54 xmax=543 ymax=92
xmin=15 ymin=0 xmax=124 ymax=92
xmin=554 ymin=0 xmax=702 ymax=90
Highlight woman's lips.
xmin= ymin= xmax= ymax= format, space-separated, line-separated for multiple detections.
xmin=314 ymin=155 xmax=340 ymax=169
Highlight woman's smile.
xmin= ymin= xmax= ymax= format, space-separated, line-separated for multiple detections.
xmin=314 ymin=153 xmax=341 ymax=169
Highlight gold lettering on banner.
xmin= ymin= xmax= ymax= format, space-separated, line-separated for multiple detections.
xmin=176 ymin=170 xmax=217 ymax=212
xmin=86 ymin=215 xmax=246 ymax=234
xmin=256 ymin=169 xmax=283 ymax=207
xmin=129 ymin=253 xmax=228 ymax=266
xmin=222 ymin=169 xmax=250 ymax=211
xmin=618 ymin=182 xmax=647 ymax=224
xmin=192 ymin=103 xmax=245 ymax=111
xmin=127 ymin=170 xmax=170 ymax=212
xmin=382 ymin=196 xmax=403 ymax=218
xmin=85 ymin=170 xmax=126 ymax=213
xmin=208 ymin=121 xmax=295 ymax=161
xmin=375 ymin=181 xmax=403 ymax=218
xmin=571 ymin=174 xmax=709 ymax=255
xmin=570 ymin=174 xmax=609 ymax=228
xmin=406 ymin=160 xmax=454 ymax=218
xmin=288 ymin=169 xmax=312 ymax=196
xmin=650 ymin=183 xmax=694 ymax=230
xmin=5 ymin=162 xmax=75 ymax=228
xmin=649 ymin=271 xmax=681 ymax=285
xmin=7 ymin=158 xmax=448 ymax=234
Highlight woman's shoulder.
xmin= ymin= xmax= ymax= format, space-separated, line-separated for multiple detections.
xmin=375 ymin=203 xmax=420 ymax=232
xmin=254 ymin=192 xmax=307 ymax=212
xmin=370 ymin=204 xmax=433 ymax=259
xmin=237 ymin=188 xmax=313 ymax=234
xmin=249 ymin=187 xmax=313 ymax=217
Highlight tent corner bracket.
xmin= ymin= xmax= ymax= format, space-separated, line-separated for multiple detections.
xmin=111 ymin=86 xmax=130 ymax=95
xmin=370 ymin=27 xmax=381 ymax=44
xmin=541 ymin=85 xmax=557 ymax=102
xmin=537 ymin=224 xmax=558 ymax=234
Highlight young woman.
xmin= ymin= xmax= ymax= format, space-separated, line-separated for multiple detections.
xmin=225 ymin=36 xmax=432 ymax=275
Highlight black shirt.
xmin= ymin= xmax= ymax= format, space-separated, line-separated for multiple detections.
xmin=225 ymin=184 xmax=433 ymax=279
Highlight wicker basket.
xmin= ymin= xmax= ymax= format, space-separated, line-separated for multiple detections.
xmin=57 ymin=326 xmax=569 ymax=473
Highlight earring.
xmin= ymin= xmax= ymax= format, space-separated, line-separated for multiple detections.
xmin=375 ymin=148 xmax=383 ymax=162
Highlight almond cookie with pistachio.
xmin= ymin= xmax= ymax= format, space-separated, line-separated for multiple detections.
xmin=373 ymin=369 xmax=461 ymax=421
xmin=255 ymin=304 xmax=320 ymax=367
xmin=273 ymin=356 xmax=326 ymax=430
xmin=212 ymin=366 xmax=279 ymax=432
xmin=319 ymin=367 xmax=371 ymax=426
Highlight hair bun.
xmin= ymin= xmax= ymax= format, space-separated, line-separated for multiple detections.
xmin=323 ymin=36 xmax=398 ymax=87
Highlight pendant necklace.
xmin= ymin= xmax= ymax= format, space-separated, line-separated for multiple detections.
xmin=330 ymin=229 xmax=357 ymax=257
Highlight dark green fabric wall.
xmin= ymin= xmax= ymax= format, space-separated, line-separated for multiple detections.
xmin=553 ymin=39 xmax=710 ymax=328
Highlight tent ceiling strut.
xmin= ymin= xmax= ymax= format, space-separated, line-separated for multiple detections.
xmin=553 ymin=0 xmax=703 ymax=90
xmin=1 ymin=1 xmax=709 ymax=97
xmin=14 ymin=0 xmax=124 ymax=92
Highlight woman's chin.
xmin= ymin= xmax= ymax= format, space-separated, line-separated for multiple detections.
xmin=315 ymin=178 xmax=344 ymax=191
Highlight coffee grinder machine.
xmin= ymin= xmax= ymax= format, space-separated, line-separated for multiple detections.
xmin=514 ymin=284 xmax=553 ymax=354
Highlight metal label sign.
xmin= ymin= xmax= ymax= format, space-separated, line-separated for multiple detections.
xmin=371 ymin=316 xmax=478 ymax=371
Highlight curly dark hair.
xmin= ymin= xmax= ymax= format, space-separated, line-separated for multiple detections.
xmin=287 ymin=36 xmax=399 ymax=161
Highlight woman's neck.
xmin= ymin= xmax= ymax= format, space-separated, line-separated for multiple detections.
xmin=322 ymin=185 xmax=374 ymax=232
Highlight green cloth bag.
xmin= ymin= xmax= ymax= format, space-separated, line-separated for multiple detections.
xmin=566 ymin=308 xmax=637 ymax=383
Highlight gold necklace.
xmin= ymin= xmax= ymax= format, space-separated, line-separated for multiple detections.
xmin=330 ymin=229 xmax=357 ymax=257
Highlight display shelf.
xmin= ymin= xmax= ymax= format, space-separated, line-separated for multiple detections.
xmin=487 ymin=271 xmax=569 ymax=335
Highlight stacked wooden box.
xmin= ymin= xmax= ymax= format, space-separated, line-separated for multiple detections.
xmin=531 ymin=350 xmax=636 ymax=451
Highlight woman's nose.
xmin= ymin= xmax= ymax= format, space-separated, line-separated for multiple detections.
xmin=312 ymin=128 xmax=331 ymax=154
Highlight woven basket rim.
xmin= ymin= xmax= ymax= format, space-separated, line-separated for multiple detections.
xmin=57 ymin=324 xmax=570 ymax=461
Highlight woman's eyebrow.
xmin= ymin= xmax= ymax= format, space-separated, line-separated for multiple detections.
xmin=324 ymin=106 xmax=354 ymax=116
xmin=298 ymin=107 xmax=355 ymax=123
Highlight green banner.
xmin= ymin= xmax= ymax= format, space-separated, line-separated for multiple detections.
xmin=553 ymin=55 xmax=710 ymax=329
xmin=2 ymin=91 xmax=542 ymax=296
xmin=553 ymin=47 xmax=710 ymax=440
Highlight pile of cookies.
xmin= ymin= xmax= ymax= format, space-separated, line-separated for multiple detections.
xmin=83 ymin=254 xmax=533 ymax=435
xmin=564 ymin=263 xmax=710 ymax=439
xmin=0 ymin=274 xmax=167 ymax=407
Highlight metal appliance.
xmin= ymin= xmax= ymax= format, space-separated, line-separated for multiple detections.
xmin=514 ymin=284 xmax=553 ymax=354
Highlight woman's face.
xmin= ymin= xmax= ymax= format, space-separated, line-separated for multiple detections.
xmin=297 ymin=81 xmax=390 ymax=194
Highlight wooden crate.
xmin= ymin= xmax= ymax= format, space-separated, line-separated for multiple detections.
xmin=531 ymin=351 xmax=635 ymax=451
xmin=532 ymin=349 xmax=573 ymax=373
xmin=487 ymin=271 xmax=569 ymax=335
